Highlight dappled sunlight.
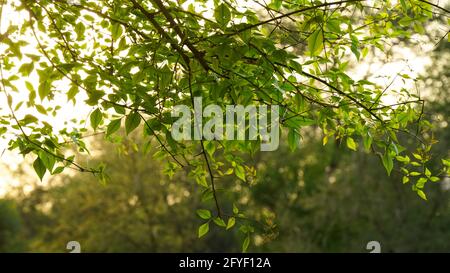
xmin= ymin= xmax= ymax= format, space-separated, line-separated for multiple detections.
xmin=0 ymin=0 xmax=448 ymax=254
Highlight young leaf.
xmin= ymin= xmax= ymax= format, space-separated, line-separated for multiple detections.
xmin=430 ymin=176 xmax=440 ymax=182
xmin=242 ymin=235 xmax=250 ymax=253
xmin=125 ymin=112 xmax=141 ymax=135
xmin=235 ymin=165 xmax=246 ymax=181
xmin=33 ymin=157 xmax=46 ymax=181
xmin=350 ymin=35 xmax=360 ymax=60
xmin=308 ymin=29 xmax=323 ymax=56
xmin=39 ymin=151 xmax=55 ymax=172
xmin=35 ymin=105 xmax=47 ymax=115
xmin=346 ymin=137 xmax=357 ymax=151
xmin=38 ymin=81 xmax=51 ymax=101
xmin=442 ymin=159 xmax=450 ymax=167
xmin=106 ymin=119 xmax=121 ymax=137
xmin=226 ymin=217 xmax=236 ymax=230
xmin=288 ymin=128 xmax=300 ymax=151
xmin=233 ymin=204 xmax=239 ymax=214
xmin=363 ymin=135 xmax=372 ymax=151
xmin=402 ymin=176 xmax=410 ymax=184
xmin=400 ymin=0 xmax=408 ymax=11
xmin=19 ymin=62 xmax=34 ymax=76
xmin=322 ymin=135 xmax=328 ymax=146
xmin=196 ymin=176 xmax=209 ymax=188
xmin=196 ymin=209 xmax=212 ymax=220
xmin=417 ymin=190 xmax=427 ymax=201
xmin=25 ymin=81 xmax=35 ymax=92
xmin=198 ymin=222 xmax=209 ymax=238
xmin=205 ymin=141 xmax=215 ymax=157
xmin=396 ymin=155 xmax=410 ymax=164
xmin=416 ymin=177 xmax=427 ymax=189
xmin=52 ymin=166 xmax=65 ymax=175
xmin=90 ymin=108 xmax=102 ymax=130
xmin=382 ymin=151 xmax=394 ymax=176
xmin=213 ymin=217 xmax=226 ymax=227
xmin=214 ymin=3 xmax=231 ymax=26
xmin=111 ymin=23 xmax=123 ymax=40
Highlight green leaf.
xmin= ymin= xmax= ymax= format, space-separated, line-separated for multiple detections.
xmin=442 ymin=159 xmax=450 ymax=167
xmin=308 ymin=29 xmax=323 ymax=56
xmin=35 ymin=105 xmax=47 ymax=115
xmin=22 ymin=114 xmax=38 ymax=125
xmin=226 ymin=217 xmax=236 ymax=230
xmin=39 ymin=151 xmax=55 ymax=172
xmin=52 ymin=166 xmax=65 ymax=175
xmin=125 ymin=112 xmax=141 ymax=135
xmin=111 ymin=23 xmax=123 ymax=40
xmin=413 ymin=153 xmax=423 ymax=161
xmin=19 ymin=62 xmax=34 ymax=76
xmin=106 ymin=119 xmax=121 ymax=137
xmin=235 ymin=165 xmax=246 ymax=181
xmin=416 ymin=177 xmax=427 ymax=188
xmin=14 ymin=101 xmax=23 ymax=111
xmin=90 ymin=108 xmax=103 ymax=130
xmin=213 ymin=217 xmax=227 ymax=227
xmin=326 ymin=19 xmax=341 ymax=33
xmin=233 ymin=204 xmax=239 ymax=214
xmin=288 ymin=128 xmax=300 ymax=151
xmin=196 ymin=209 xmax=212 ymax=220
xmin=201 ymin=189 xmax=213 ymax=202
xmin=396 ymin=155 xmax=410 ymax=164
xmin=75 ymin=22 xmax=86 ymax=40
xmin=33 ymin=157 xmax=46 ymax=181
xmin=196 ymin=176 xmax=209 ymax=188
xmin=268 ymin=0 xmax=282 ymax=10
xmin=214 ymin=4 xmax=231 ymax=26
xmin=363 ymin=135 xmax=372 ymax=151
xmin=242 ymin=235 xmax=250 ymax=253
xmin=425 ymin=168 xmax=431 ymax=178
xmin=38 ymin=81 xmax=51 ymax=101
xmin=430 ymin=176 xmax=440 ymax=182
xmin=205 ymin=141 xmax=215 ymax=157
xmin=67 ymin=85 xmax=79 ymax=102
xmin=346 ymin=137 xmax=357 ymax=151
xmin=25 ymin=81 xmax=35 ymax=92
xmin=198 ymin=222 xmax=209 ymax=238
xmin=400 ymin=0 xmax=408 ymax=12
xmin=382 ymin=151 xmax=394 ymax=176
xmin=417 ymin=190 xmax=427 ymax=201
xmin=402 ymin=176 xmax=409 ymax=184
xmin=350 ymin=35 xmax=360 ymax=60
xmin=362 ymin=47 xmax=369 ymax=58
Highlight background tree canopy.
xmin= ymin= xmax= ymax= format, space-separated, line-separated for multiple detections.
xmin=0 ymin=0 xmax=449 ymax=252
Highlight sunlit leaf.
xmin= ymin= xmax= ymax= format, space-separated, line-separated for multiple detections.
xmin=198 ymin=222 xmax=209 ymax=238
xmin=308 ymin=29 xmax=323 ymax=56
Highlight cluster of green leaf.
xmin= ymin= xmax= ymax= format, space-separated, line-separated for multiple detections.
xmin=0 ymin=0 xmax=449 ymax=250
